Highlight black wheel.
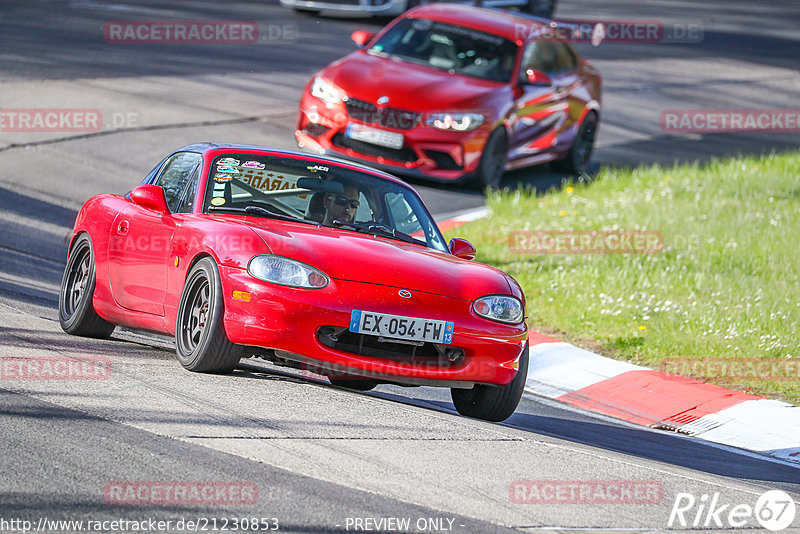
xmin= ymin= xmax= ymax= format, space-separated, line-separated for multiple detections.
xmin=451 ymin=342 xmax=529 ymax=422
xmin=328 ymin=376 xmax=378 ymax=391
xmin=476 ymin=128 xmax=508 ymax=190
xmin=552 ymin=112 xmax=598 ymax=174
xmin=175 ymin=258 xmax=243 ymax=373
xmin=59 ymin=234 xmax=115 ymax=338
xmin=524 ymin=0 xmax=556 ymax=18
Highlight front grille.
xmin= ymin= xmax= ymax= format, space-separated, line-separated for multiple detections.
xmin=303 ymin=123 xmax=330 ymax=137
xmin=424 ymin=150 xmax=461 ymax=170
xmin=345 ymin=98 xmax=423 ymax=130
xmin=317 ymin=326 xmax=464 ymax=367
xmin=331 ymin=132 xmax=417 ymax=163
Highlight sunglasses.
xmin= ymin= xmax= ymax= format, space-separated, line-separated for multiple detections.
xmin=332 ymin=196 xmax=360 ymax=209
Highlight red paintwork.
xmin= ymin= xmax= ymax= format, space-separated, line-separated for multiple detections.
xmin=296 ymin=4 xmax=602 ymax=182
xmin=70 ymin=146 xmax=528 ymax=386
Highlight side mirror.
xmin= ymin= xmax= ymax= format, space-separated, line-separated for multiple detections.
xmin=351 ymin=30 xmax=375 ymax=48
xmin=449 ymin=238 xmax=476 ymax=260
xmin=524 ymin=68 xmax=553 ymax=86
xmin=130 ymin=185 xmax=170 ymax=214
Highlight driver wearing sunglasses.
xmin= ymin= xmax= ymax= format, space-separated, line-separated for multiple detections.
xmin=322 ymin=184 xmax=360 ymax=227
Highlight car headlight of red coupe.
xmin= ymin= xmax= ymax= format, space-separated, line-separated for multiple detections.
xmin=473 ymin=295 xmax=524 ymax=324
xmin=248 ymin=255 xmax=329 ymax=289
xmin=310 ymin=76 xmax=346 ymax=106
xmin=425 ymin=112 xmax=485 ymax=132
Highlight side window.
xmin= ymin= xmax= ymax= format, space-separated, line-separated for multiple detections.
xmin=176 ymin=166 xmax=200 ymax=214
xmin=386 ymin=192 xmax=422 ymax=235
xmin=520 ymin=41 xmax=574 ymax=78
xmin=155 ymin=152 xmax=201 ymax=212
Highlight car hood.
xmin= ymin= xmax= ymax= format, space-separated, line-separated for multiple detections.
xmin=246 ymin=221 xmax=513 ymax=301
xmin=324 ymin=52 xmax=503 ymax=111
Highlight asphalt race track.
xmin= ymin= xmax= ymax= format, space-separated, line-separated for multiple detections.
xmin=1 ymin=0 xmax=799 ymax=532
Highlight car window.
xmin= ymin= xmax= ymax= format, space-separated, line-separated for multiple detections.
xmin=368 ymin=18 xmax=518 ymax=83
xmin=202 ymin=154 xmax=448 ymax=252
xmin=520 ymin=41 xmax=576 ymax=78
xmin=155 ymin=152 xmax=202 ymax=212
xmin=176 ymin=166 xmax=200 ymax=214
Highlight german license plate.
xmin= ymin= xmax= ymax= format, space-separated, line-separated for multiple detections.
xmin=345 ymin=123 xmax=404 ymax=150
xmin=349 ymin=310 xmax=454 ymax=344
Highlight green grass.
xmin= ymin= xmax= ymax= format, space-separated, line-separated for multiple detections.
xmin=447 ymin=152 xmax=800 ymax=403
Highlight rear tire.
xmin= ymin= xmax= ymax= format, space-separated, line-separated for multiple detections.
xmin=175 ymin=258 xmax=243 ymax=373
xmin=59 ymin=234 xmax=115 ymax=338
xmin=476 ymin=128 xmax=508 ymax=190
xmin=451 ymin=342 xmax=528 ymax=422
xmin=552 ymin=112 xmax=598 ymax=174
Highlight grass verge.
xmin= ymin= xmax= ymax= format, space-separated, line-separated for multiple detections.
xmin=446 ymin=152 xmax=800 ymax=403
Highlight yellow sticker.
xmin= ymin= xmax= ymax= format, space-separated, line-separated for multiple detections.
xmin=211 ymin=197 xmax=226 ymax=206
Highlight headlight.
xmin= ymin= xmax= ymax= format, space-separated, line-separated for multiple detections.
xmin=248 ymin=255 xmax=329 ymax=289
xmin=426 ymin=112 xmax=484 ymax=131
xmin=310 ymin=76 xmax=345 ymax=106
xmin=473 ymin=295 xmax=524 ymax=324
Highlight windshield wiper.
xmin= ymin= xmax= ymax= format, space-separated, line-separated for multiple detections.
xmin=208 ymin=205 xmax=316 ymax=225
xmin=332 ymin=220 xmax=422 ymax=245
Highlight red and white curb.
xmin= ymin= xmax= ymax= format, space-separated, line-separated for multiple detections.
xmin=437 ymin=207 xmax=800 ymax=465
xmin=526 ymin=334 xmax=800 ymax=466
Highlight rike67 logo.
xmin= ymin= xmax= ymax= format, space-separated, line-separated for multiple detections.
xmin=669 ymin=490 xmax=797 ymax=531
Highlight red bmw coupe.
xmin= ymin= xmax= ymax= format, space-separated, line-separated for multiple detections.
xmin=59 ymin=144 xmax=529 ymax=421
xmin=296 ymin=4 xmax=602 ymax=187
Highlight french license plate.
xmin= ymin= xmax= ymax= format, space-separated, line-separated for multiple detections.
xmin=345 ymin=123 xmax=404 ymax=150
xmin=349 ymin=310 xmax=454 ymax=345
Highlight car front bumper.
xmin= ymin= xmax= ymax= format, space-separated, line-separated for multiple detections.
xmin=295 ymin=95 xmax=492 ymax=182
xmin=220 ymin=266 xmax=528 ymax=387
xmin=279 ymin=0 xmax=408 ymax=16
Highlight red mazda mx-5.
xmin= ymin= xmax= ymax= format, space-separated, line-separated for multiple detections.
xmin=59 ymin=144 xmax=529 ymax=421
xmin=295 ymin=4 xmax=602 ymax=187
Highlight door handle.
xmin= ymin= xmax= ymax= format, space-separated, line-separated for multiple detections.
xmin=117 ymin=220 xmax=129 ymax=235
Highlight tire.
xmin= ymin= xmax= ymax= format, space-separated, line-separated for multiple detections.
xmin=328 ymin=376 xmax=378 ymax=391
xmin=451 ymin=342 xmax=529 ymax=422
xmin=525 ymin=0 xmax=556 ymax=18
xmin=59 ymin=234 xmax=115 ymax=338
xmin=552 ymin=112 xmax=598 ymax=174
xmin=476 ymin=128 xmax=508 ymax=190
xmin=175 ymin=257 xmax=243 ymax=373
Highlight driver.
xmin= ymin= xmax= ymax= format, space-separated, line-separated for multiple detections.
xmin=322 ymin=184 xmax=360 ymax=226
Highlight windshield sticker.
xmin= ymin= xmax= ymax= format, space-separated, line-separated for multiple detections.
xmin=210 ymin=197 xmax=226 ymax=206
xmin=218 ymin=158 xmax=240 ymax=166
xmin=306 ymin=165 xmax=329 ymax=172
xmin=242 ymin=160 xmax=265 ymax=169
xmin=215 ymin=165 xmax=240 ymax=173
xmin=214 ymin=173 xmax=233 ymax=182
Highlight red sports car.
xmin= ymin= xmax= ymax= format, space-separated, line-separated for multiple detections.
xmin=59 ymin=144 xmax=529 ymax=421
xmin=295 ymin=4 xmax=602 ymax=187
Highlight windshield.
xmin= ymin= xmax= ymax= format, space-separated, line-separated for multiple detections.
xmin=368 ymin=18 xmax=517 ymax=83
xmin=202 ymin=154 xmax=449 ymax=253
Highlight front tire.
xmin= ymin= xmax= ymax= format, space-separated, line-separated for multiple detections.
xmin=525 ymin=0 xmax=556 ymax=18
xmin=59 ymin=234 xmax=115 ymax=338
xmin=476 ymin=128 xmax=508 ymax=190
xmin=451 ymin=342 xmax=528 ymax=422
xmin=552 ymin=112 xmax=598 ymax=174
xmin=175 ymin=258 xmax=243 ymax=373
